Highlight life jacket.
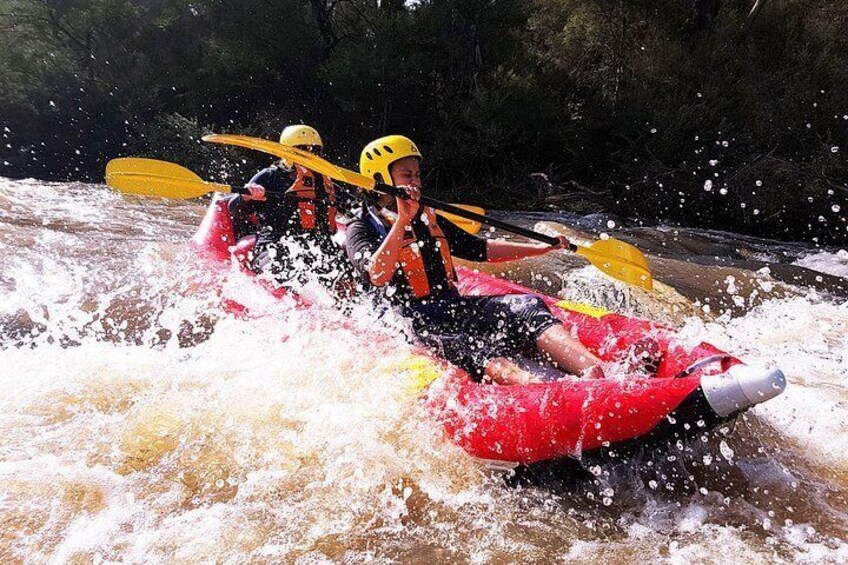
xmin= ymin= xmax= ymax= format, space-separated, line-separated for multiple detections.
xmin=287 ymin=164 xmax=337 ymax=232
xmin=372 ymin=207 xmax=456 ymax=299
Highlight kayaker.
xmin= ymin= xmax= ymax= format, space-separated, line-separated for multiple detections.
xmin=345 ymin=135 xmax=605 ymax=385
xmin=227 ymin=124 xmax=353 ymax=293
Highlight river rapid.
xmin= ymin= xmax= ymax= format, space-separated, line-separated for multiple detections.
xmin=1 ymin=177 xmax=847 ymax=564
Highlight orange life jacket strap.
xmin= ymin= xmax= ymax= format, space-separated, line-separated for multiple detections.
xmin=288 ymin=164 xmax=337 ymax=231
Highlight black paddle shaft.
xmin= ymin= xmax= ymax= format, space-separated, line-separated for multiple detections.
xmin=374 ymin=182 xmax=561 ymax=247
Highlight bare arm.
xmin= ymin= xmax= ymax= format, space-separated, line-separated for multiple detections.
xmin=485 ymin=236 xmax=570 ymax=263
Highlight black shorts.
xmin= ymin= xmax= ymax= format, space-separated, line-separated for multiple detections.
xmin=402 ymin=290 xmax=561 ymax=377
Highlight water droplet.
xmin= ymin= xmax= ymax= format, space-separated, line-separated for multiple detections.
xmin=703 ymin=180 xmax=713 ymax=191
xmin=831 ymin=146 xmax=839 ymax=153
xmin=650 ymin=128 xmax=657 ymax=134
xmin=755 ymin=180 xmax=762 ymax=187
xmin=606 ymin=220 xmax=616 ymax=228
xmin=719 ymin=440 xmax=735 ymax=460
xmin=722 ymin=141 xmax=729 ymax=147
xmin=719 ymin=187 xmax=728 ymax=195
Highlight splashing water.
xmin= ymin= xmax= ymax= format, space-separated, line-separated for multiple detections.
xmin=1 ymin=177 xmax=847 ymax=563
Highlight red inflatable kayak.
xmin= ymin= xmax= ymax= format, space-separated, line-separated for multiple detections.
xmin=193 ymin=197 xmax=787 ymax=467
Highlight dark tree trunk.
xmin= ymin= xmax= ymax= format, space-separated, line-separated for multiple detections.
xmin=309 ymin=0 xmax=341 ymax=59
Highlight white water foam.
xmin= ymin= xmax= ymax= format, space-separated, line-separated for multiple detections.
xmin=793 ymin=250 xmax=848 ymax=279
xmin=676 ymin=296 xmax=848 ymax=470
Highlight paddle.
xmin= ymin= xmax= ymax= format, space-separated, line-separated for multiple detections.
xmin=202 ymin=134 xmax=653 ymax=290
xmin=104 ymin=157 xmax=486 ymax=234
xmin=105 ymin=158 xmax=239 ymax=198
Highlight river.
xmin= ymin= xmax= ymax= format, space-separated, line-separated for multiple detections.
xmin=1 ymin=177 xmax=847 ymax=563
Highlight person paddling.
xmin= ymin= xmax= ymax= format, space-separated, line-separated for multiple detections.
xmin=227 ymin=124 xmax=352 ymax=293
xmin=345 ymin=135 xmax=604 ymax=385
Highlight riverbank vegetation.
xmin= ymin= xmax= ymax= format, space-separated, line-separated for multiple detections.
xmin=1 ymin=0 xmax=846 ymax=243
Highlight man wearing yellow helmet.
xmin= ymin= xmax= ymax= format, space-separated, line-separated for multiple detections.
xmin=345 ymin=135 xmax=604 ymax=385
xmin=227 ymin=125 xmax=351 ymax=291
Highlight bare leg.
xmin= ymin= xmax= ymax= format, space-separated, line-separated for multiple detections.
xmin=536 ymin=324 xmax=604 ymax=377
xmin=483 ymin=357 xmax=543 ymax=386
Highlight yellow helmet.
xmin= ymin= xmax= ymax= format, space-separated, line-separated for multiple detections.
xmin=360 ymin=135 xmax=422 ymax=185
xmin=279 ymin=125 xmax=323 ymax=149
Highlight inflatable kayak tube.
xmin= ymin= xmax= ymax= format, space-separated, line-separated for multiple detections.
xmin=193 ymin=197 xmax=787 ymax=467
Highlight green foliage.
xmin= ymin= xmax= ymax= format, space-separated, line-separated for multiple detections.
xmin=0 ymin=0 xmax=845 ymax=243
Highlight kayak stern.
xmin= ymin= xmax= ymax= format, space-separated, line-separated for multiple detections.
xmin=701 ymin=364 xmax=787 ymax=417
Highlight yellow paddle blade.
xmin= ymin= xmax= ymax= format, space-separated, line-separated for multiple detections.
xmin=105 ymin=158 xmax=233 ymax=199
xmin=575 ymin=238 xmax=653 ymax=290
xmin=202 ymin=134 xmax=378 ymax=190
xmin=107 ymin=157 xmax=205 ymax=183
xmin=436 ymin=204 xmax=484 ymax=234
